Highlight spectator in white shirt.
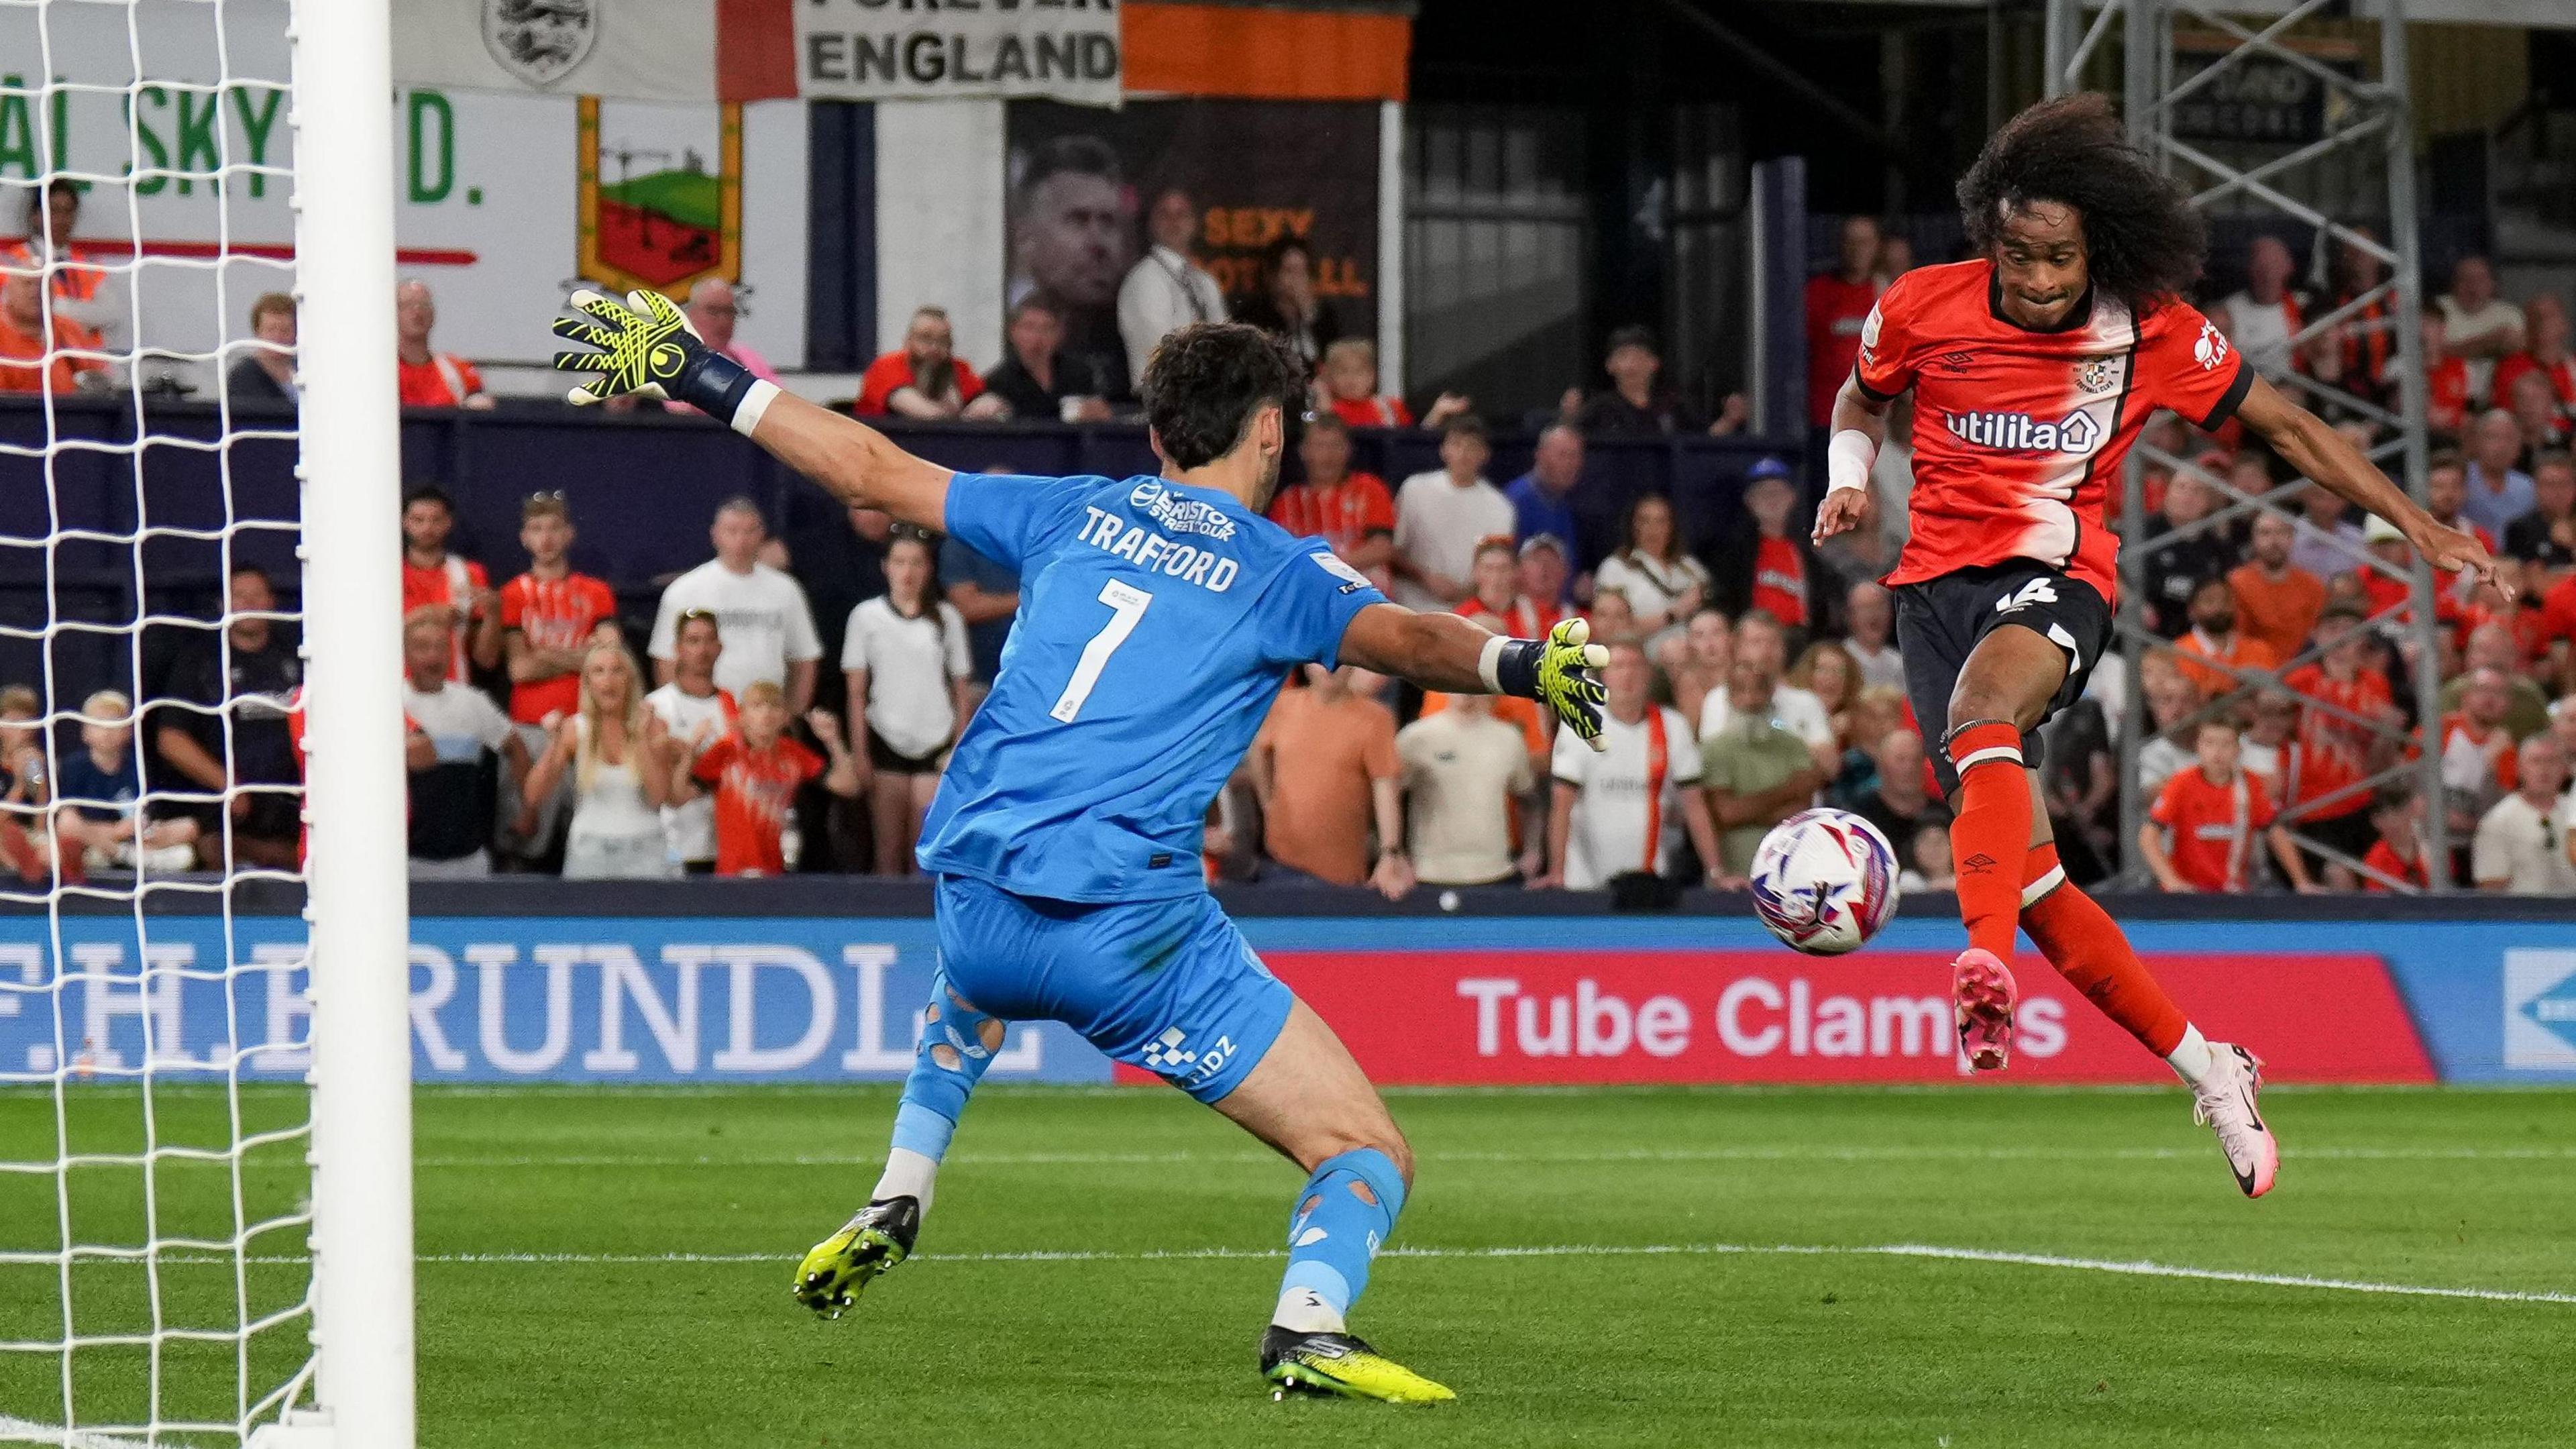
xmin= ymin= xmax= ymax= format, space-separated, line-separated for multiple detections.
xmin=1397 ymin=690 xmax=1538 ymax=887
xmin=1116 ymin=187 xmax=1227 ymax=391
xmin=644 ymin=609 xmax=737 ymax=873
xmin=2473 ymin=733 xmax=2575 ymax=894
xmin=1539 ymin=640 xmax=1721 ymax=890
xmin=648 ymin=498 xmax=824 ymax=712
xmin=2217 ymin=235 xmax=2302 ymax=382
xmin=400 ymin=607 xmax=530 ymax=879
xmin=1843 ymin=580 xmax=1906 ymax=692
xmin=1391 ymin=416 xmax=1515 ymax=612
xmin=1592 ymin=493 xmax=1711 ymax=639
xmin=841 ymin=531 xmax=973 ymax=875
xmin=2438 ymin=254 xmax=2524 ymax=405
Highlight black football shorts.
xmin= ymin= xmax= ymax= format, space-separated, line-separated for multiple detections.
xmin=1892 ymin=559 xmax=2113 ymax=800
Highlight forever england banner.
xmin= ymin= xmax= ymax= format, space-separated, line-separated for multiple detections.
xmin=388 ymin=0 xmax=1121 ymax=106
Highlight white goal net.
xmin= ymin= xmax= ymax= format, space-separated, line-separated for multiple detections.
xmin=0 ymin=2 xmax=411 ymax=1444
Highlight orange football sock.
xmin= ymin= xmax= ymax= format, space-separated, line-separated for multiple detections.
xmin=2019 ymin=847 xmax=2189 ymax=1057
xmin=1943 ymin=720 xmax=2031 ymax=961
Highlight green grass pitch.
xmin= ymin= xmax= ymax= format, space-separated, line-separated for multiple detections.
xmin=5 ymin=1083 xmax=2574 ymax=1446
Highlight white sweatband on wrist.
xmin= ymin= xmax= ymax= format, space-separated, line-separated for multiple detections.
xmin=729 ymin=378 xmax=782 ymax=439
xmin=1825 ymin=427 xmax=1877 ymax=496
xmin=1477 ymin=633 xmax=1509 ymax=694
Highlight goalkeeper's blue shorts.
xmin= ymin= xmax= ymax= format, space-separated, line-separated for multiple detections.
xmin=932 ymin=873 xmax=1292 ymax=1104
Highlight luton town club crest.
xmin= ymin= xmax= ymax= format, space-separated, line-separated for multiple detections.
xmin=576 ymin=97 xmax=745 ymax=300
xmin=2077 ymin=356 xmax=2117 ymax=394
xmin=484 ymin=0 xmax=598 ymax=89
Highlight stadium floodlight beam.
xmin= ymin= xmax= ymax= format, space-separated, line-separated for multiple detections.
xmin=284 ymin=0 xmax=420 ymax=1440
xmin=2045 ymin=0 xmax=2449 ymax=892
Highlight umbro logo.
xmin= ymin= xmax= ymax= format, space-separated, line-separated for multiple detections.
xmin=1935 ymin=352 xmax=1976 ymax=373
xmin=1962 ymin=853 xmax=1999 ymax=875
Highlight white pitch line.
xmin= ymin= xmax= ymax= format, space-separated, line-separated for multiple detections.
xmin=178 ymin=1242 xmax=2576 ymax=1305
xmin=396 ymin=1144 xmax=2576 ymax=1169
xmin=0 ymin=1415 xmax=151 ymax=1449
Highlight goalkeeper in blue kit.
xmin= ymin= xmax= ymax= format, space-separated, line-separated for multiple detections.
xmin=553 ymin=290 xmax=1610 ymax=1403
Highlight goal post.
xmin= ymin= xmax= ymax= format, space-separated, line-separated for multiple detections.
xmin=0 ymin=0 xmax=413 ymax=1442
xmin=290 ymin=0 xmax=417 ymax=1440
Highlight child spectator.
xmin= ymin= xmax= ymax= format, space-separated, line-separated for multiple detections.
xmin=2141 ymin=716 xmax=2314 ymax=894
xmin=0 ymin=686 xmax=57 ymax=881
xmin=400 ymin=484 xmax=499 ymax=682
xmin=1594 ymin=493 xmax=1711 ymax=639
xmin=681 ymin=682 xmax=859 ymax=877
xmin=643 ymin=610 xmax=737 ymax=873
xmin=841 ymin=531 xmax=972 ymax=875
xmin=52 ymin=691 xmax=199 ymax=875
xmin=520 ymin=639 xmax=674 ymax=879
xmin=498 ymin=494 xmax=620 ymax=858
xmin=2362 ymin=784 xmax=2434 ymax=892
xmin=1316 ymin=337 xmax=1468 ymax=431
xmin=400 ymin=607 xmax=531 ymax=879
xmin=1456 ymin=536 xmax=1564 ymax=641
xmin=1709 ymin=460 xmax=1809 ymax=633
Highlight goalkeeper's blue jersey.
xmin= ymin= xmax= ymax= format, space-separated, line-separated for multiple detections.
xmin=920 ymin=472 xmax=1387 ymax=903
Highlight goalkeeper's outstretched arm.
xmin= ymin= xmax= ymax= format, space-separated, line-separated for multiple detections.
xmin=1339 ymin=605 xmax=1613 ymax=751
xmin=551 ymin=288 xmax=951 ymax=534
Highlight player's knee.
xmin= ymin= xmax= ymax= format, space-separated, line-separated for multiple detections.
xmin=1326 ymin=1128 xmax=1413 ymax=1189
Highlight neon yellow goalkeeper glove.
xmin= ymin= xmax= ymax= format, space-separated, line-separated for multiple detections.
xmin=550 ymin=288 xmax=766 ymax=423
xmin=1493 ymin=616 xmax=1612 ymax=751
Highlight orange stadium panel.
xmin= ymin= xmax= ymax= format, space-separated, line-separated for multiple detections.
xmin=1122 ymin=2 xmax=1412 ymax=102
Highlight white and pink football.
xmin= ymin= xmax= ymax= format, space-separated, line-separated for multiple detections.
xmin=1748 ymin=808 xmax=1901 ymax=956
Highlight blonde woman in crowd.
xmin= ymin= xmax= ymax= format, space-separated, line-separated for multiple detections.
xmin=521 ymin=637 xmax=675 ymax=879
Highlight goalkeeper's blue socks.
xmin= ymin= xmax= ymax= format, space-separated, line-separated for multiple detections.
xmin=870 ymin=975 xmax=1004 ymax=1214
xmin=1271 ymin=1148 xmax=1409 ymax=1334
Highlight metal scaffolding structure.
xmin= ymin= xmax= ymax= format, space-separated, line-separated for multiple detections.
xmin=2043 ymin=0 xmax=2455 ymax=890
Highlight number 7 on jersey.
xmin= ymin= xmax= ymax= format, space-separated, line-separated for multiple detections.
xmin=1050 ymin=580 xmax=1155 ymax=722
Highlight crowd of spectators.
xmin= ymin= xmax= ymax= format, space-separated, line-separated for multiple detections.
xmin=10 ymin=172 xmax=2576 ymax=897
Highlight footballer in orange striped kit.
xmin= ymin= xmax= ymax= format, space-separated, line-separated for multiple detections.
xmin=1813 ymin=94 xmax=2504 ymax=1197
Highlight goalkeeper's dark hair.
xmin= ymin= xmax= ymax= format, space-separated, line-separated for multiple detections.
xmin=1957 ymin=93 xmax=2208 ymax=314
xmin=1140 ymin=323 xmax=1305 ymax=472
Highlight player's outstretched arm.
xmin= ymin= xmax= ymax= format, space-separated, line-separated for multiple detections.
xmin=1811 ymin=374 xmax=1894 ymax=544
xmin=2235 ymin=374 xmax=2508 ymax=598
xmin=1338 ymin=605 xmax=1612 ymax=751
xmin=551 ymin=290 xmax=952 ymax=534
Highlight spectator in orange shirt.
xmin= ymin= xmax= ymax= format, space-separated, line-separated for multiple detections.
xmin=399 ymin=486 xmax=500 ymax=682
xmin=2172 ymin=576 xmax=2281 ymax=701
xmin=853 ymin=305 xmax=1006 ymax=421
xmin=2229 ymin=511 xmax=2325 ymax=665
xmin=1456 ymin=536 xmax=1562 ymax=641
xmin=0 ymin=270 xmax=109 ymax=396
xmin=680 ymin=680 xmax=859 ymax=877
xmin=2281 ymin=608 xmax=2396 ymax=877
xmin=1805 ymin=215 xmax=1882 ymax=429
xmin=2140 ymin=716 xmax=2313 ymax=894
xmin=1248 ymin=664 xmax=1409 ymax=897
xmin=2361 ymin=782 xmax=2435 ymax=892
xmin=2418 ymin=312 xmax=2473 ymax=437
xmin=496 ymin=492 xmax=621 ymax=858
xmin=1264 ymin=412 xmax=1395 ymax=579
xmin=394 ymin=280 xmax=492 ymax=409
